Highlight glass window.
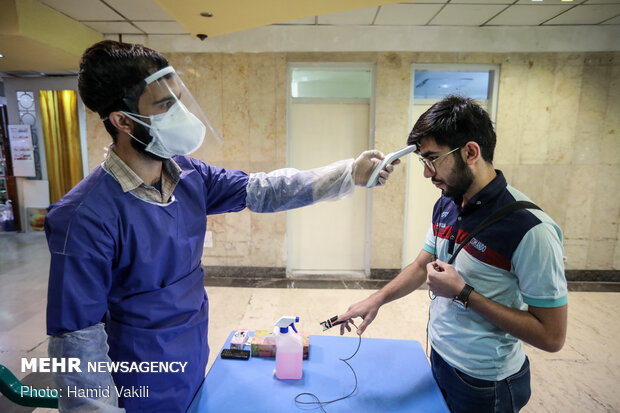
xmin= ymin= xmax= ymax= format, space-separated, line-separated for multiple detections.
xmin=291 ymin=69 xmax=371 ymax=99
xmin=411 ymin=64 xmax=500 ymax=123
xmin=414 ymin=70 xmax=491 ymax=100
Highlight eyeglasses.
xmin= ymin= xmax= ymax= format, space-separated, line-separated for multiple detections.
xmin=418 ymin=146 xmax=462 ymax=174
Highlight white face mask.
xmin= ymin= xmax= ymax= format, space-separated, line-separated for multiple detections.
xmin=122 ymin=101 xmax=206 ymax=159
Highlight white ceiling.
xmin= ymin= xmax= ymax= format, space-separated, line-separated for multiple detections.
xmin=0 ymin=0 xmax=616 ymax=75
xmin=39 ymin=0 xmax=620 ymax=38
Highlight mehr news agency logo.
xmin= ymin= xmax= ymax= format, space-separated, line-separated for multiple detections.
xmin=20 ymin=357 xmax=188 ymax=398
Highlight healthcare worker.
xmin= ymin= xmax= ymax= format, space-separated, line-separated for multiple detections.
xmin=45 ymin=40 xmax=397 ymax=413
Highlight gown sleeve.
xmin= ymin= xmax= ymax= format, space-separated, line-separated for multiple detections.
xmin=186 ymin=156 xmax=355 ymax=215
xmin=246 ymin=159 xmax=355 ymax=213
xmin=45 ymin=204 xmax=121 ymax=411
xmin=187 ymin=158 xmax=250 ymax=215
xmin=45 ymin=205 xmax=114 ymax=335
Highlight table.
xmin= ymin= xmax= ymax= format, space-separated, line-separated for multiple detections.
xmin=187 ymin=332 xmax=450 ymax=413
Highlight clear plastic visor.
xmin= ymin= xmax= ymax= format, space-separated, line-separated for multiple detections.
xmin=129 ymin=66 xmax=222 ymax=148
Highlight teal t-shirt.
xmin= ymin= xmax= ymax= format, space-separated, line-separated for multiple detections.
xmin=424 ymin=174 xmax=567 ymax=381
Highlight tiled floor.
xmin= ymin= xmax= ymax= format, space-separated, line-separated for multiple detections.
xmin=1 ymin=232 xmax=619 ymax=412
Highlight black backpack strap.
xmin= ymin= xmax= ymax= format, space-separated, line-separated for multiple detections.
xmin=447 ymin=201 xmax=541 ymax=265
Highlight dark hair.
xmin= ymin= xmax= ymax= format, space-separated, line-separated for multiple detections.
xmin=407 ymin=95 xmax=496 ymax=163
xmin=77 ymin=40 xmax=168 ymax=141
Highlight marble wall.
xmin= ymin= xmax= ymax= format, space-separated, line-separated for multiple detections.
xmin=85 ymin=51 xmax=619 ymax=270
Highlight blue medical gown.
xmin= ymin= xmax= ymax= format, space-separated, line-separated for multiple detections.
xmin=46 ymin=156 xmax=249 ymax=412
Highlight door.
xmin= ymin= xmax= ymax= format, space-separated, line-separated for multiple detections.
xmin=287 ymin=65 xmax=374 ymax=277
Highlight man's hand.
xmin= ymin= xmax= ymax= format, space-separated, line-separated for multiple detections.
xmin=336 ymin=295 xmax=383 ymax=336
xmin=352 ymin=150 xmax=400 ymax=186
xmin=426 ymin=260 xmax=466 ymax=299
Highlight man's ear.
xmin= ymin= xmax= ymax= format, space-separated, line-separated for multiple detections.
xmin=463 ymin=141 xmax=481 ymax=165
xmin=108 ymin=112 xmax=133 ymax=135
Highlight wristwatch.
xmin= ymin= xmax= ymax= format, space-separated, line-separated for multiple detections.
xmin=452 ymin=284 xmax=474 ymax=309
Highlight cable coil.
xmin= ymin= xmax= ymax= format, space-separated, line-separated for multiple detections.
xmin=294 ymin=322 xmax=362 ymax=412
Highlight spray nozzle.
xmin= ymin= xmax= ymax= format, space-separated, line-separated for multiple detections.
xmin=275 ymin=316 xmax=299 ymax=334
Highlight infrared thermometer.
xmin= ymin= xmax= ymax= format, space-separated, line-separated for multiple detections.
xmin=366 ymin=144 xmax=417 ymax=188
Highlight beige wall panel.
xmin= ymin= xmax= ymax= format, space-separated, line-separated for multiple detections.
xmin=371 ymin=52 xmax=411 ymax=269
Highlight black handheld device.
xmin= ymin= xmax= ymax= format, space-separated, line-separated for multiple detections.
xmin=320 ymin=315 xmax=346 ymax=331
xmin=220 ymin=349 xmax=250 ymax=360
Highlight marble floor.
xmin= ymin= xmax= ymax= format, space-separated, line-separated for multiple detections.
xmin=0 ymin=232 xmax=619 ymax=412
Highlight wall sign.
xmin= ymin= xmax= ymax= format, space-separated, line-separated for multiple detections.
xmin=8 ymin=124 xmax=36 ymax=177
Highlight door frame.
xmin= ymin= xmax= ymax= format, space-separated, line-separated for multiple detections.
xmin=402 ymin=63 xmax=501 ymax=268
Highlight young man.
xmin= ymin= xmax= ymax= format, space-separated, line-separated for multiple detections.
xmin=337 ymin=95 xmax=567 ymax=413
xmin=45 ymin=40 xmax=396 ymax=413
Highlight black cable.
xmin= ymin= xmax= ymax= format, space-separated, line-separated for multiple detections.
xmin=426 ymin=201 xmax=444 ymax=356
xmin=428 ymin=199 xmax=442 ymax=301
xmin=426 ymin=302 xmax=434 ymax=358
xmin=294 ymin=322 xmax=362 ymax=412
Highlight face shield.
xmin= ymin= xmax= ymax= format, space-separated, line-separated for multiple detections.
xmin=121 ymin=66 xmax=222 ymax=159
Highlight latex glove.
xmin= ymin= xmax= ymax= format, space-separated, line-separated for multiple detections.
xmin=49 ymin=323 xmax=125 ymax=412
xmin=352 ymin=150 xmax=400 ymax=186
xmin=426 ymin=260 xmax=466 ymax=299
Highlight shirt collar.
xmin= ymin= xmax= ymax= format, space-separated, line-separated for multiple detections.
xmin=104 ymin=147 xmax=181 ymax=193
xmin=163 ymin=156 xmax=182 ymax=184
xmin=463 ymin=169 xmax=506 ymax=213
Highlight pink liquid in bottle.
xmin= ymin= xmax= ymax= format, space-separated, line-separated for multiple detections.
xmin=276 ymin=351 xmax=302 ymax=379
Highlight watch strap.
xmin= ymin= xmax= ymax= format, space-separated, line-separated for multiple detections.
xmin=455 ymin=284 xmax=474 ymax=308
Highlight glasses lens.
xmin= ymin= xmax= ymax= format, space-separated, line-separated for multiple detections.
xmin=426 ymin=159 xmax=435 ymax=173
xmin=418 ymin=157 xmax=435 ymax=173
xmin=419 ymin=157 xmax=435 ymax=173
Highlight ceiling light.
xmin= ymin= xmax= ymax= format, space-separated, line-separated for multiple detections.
xmin=0 ymin=53 xmax=4 ymax=58
xmin=200 ymin=12 xmax=213 ymax=18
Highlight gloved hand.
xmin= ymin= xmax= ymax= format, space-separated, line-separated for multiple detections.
xmin=351 ymin=150 xmax=400 ymax=186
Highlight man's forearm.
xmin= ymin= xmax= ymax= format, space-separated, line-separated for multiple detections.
xmin=337 ymin=254 xmax=431 ymax=335
xmin=468 ymin=292 xmax=567 ymax=352
xmin=374 ymin=260 xmax=428 ymax=306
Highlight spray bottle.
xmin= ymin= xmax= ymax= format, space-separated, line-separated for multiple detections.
xmin=274 ymin=316 xmax=302 ymax=379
